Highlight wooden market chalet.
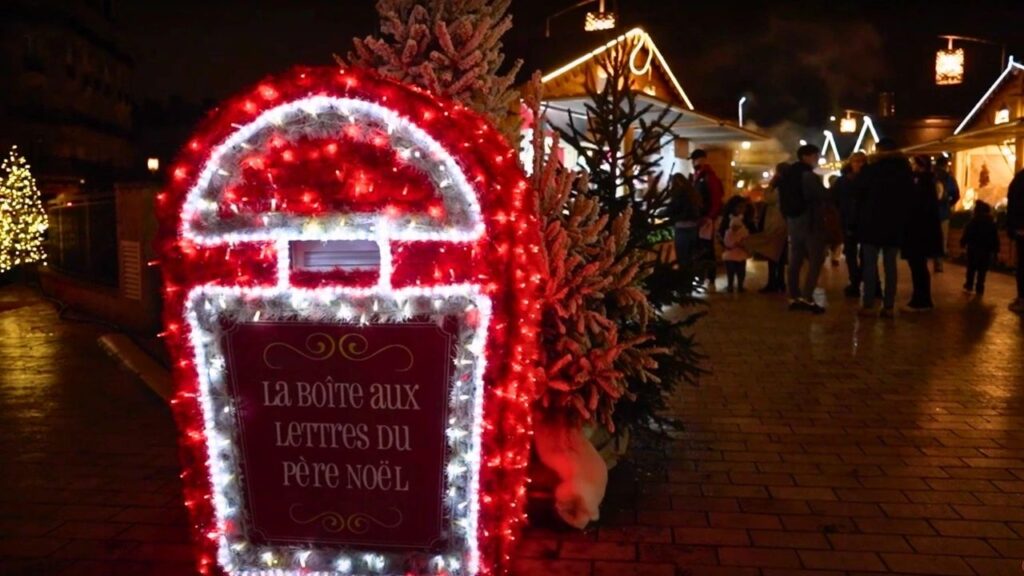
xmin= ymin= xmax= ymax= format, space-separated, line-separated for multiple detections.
xmin=525 ymin=27 xmax=774 ymax=188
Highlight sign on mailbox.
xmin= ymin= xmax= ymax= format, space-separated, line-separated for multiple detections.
xmin=156 ymin=66 xmax=544 ymax=576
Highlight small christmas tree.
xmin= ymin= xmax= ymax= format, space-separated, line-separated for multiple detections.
xmin=0 ymin=146 xmax=48 ymax=273
xmin=343 ymin=0 xmax=522 ymax=141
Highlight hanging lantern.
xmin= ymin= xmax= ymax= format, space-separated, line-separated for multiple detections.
xmin=584 ymin=11 xmax=616 ymax=31
xmin=584 ymin=0 xmax=616 ymax=31
xmin=935 ymin=40 xmax=965 ymax=85
xmin=839 ymin=115 xmax=857 ymax=134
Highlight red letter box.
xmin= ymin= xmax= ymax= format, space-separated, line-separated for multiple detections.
xmin=156 ymin=67 xmax=543 ymax=576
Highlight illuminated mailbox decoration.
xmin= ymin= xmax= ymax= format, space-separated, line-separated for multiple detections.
xmin=157 ymin=67 xmax=544 ymax=576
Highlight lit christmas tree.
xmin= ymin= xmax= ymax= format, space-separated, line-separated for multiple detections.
xmin=342 ymin=0 xmax=522 ymax=140
xmin=0 ymin=146 xmax=48 ymax=273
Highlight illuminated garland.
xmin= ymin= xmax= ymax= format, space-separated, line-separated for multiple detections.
xmin=157 ymin=66 xmax=544 ymax=576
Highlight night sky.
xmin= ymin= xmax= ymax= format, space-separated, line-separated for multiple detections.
xmin=119 ymin=0 xmax=1024 ymax=131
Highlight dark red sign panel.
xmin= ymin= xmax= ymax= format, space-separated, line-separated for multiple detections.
xmin=222 ymin=319 xmax=456 ymax=550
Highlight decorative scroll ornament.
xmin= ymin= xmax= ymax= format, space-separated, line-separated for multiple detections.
xmin=289 ymin=504 xmax=404 ymax=534
xmin=263 ymin=332 xmax=413 ymax=371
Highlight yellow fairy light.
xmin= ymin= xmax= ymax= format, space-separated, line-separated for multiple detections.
xmin=0 ymin=146 xmax=48 ymax=273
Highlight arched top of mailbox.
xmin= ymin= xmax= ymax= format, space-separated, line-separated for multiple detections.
xmin=170 ymin=67 xmax=490 ymax=245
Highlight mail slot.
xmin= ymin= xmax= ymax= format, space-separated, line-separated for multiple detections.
xmin=156 ymin=66 xmax=544 ymax=576
xmin=290 ymin=240 xmax=381 ymax=271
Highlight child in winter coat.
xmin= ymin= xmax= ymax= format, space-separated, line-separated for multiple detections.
xmin=960 ymin=200 xmax=1000 ymax=295
xmin=723 ymin=212 xmax=751 ymax=292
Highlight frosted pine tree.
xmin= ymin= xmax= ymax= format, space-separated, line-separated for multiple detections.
xmin=525 ymin=76 xmax=664 ymax=433
xmin=555 ymin=42 xmax=707 ymax=434
xmin=0 ymin=146 xmax=48 ymax=273
xmin=343 ymin=0 xmax=522 ymax=140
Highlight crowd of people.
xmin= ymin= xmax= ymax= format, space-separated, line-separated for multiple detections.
xmin=669 ymin=143 xmax=1024 ymax=316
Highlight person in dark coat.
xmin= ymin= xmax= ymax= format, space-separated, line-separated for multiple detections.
xmin=902 ymin=155 xmax=944 ymax=311
xmin=832 ymin=152 xmax=868 ymax=297
xmin=666 ymin=173 xmax=703 ymax=282
xmin=784 ymin=145 xmax=831 ymax=314
xmin=856 ymin=139 xmax=913 ymax=317
xmin=1007 ymin=168 xmax=1024 ymax=313
xmin=933 ymin=156 xmax=961 ymax=273
xmin=959 ymin=200 xmax=1000 ymax=296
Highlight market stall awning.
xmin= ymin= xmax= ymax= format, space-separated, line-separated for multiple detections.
xmin=541 ymin=95 xmax=768 ymax=144
xmin=903 ymin=119 xmax=1024 ymax=154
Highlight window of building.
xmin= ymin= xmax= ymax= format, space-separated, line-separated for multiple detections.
xmin=22 ymin=34 xmax=44 ymax=72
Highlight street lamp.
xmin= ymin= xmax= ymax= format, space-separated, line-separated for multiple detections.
xmin=545 ymin=0 xmax=618 ymax=37
xmin=738 ymin=96 xmax=747 ymax=127
xmin=935 ymin=35 xmax=1007 ymax=86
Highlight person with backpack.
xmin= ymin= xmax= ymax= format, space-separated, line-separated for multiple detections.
xmin=856 ymin=138 xmax=913 ymax=318
xmin=667 ymin=173 xmax=703 ymax=282
xmin=780 ymin=144 xmax=830 ymax=314
xmin=690 ymin=149 xmax=724 ymax=292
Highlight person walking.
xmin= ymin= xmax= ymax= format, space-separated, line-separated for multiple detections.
xmin=780 ymin=144 xmax=830 ymax=314
xmin=747 ymin=162 xmax=789 ymax=293
xmin=690 ymin=149 xmax=724 ymax=293
xmin=856 ymin=138 xmax=913 ymax=318
xmin=933 ymin=156 xmax=961 ymax=273
xmin=667 ymin=173 xmax=703 ymax=286
xmin=960 ymin=200 xmax=1000 ymax=296
xmin=833 ymin=152 xmax=868 ymax=297
xmin=1007 ymin=168 xmax=1024 ymax=313
xmin=902 ymin=155 xmax=944 ymax=312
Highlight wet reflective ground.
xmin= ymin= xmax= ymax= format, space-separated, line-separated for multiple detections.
xmin=519 ymin=262 xmax=1024 ymax=576
xmin=1 ymin=260 xmax=1022 ymax=575
xmin=0 ymin=285 xmax=194 ymax=575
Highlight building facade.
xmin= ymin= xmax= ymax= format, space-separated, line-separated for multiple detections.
xmin=0 ymin=0 xmax=134 ymax=196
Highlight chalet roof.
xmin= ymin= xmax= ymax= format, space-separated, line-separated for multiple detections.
xmin=955 ymin=57 xmax=1024 ymax=135
xmin=538 ymin=27 xmax=694 ymax=110
xmin=904 ymin=119 xmax=1024 ymax=154
xmin=531 ymin=27 xmax=768 ymax=144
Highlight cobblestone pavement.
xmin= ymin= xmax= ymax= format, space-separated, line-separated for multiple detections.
xmin=0 ymin=285 xmax=195 ymax=576
xmin=1 ymin=259 xmax=1022 ymax=576
xmin=517 ymin=262 xmax=1024 ymax=576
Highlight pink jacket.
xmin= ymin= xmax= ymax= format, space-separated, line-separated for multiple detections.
xmin=722 ymin=218 xmax=750 ymax=262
